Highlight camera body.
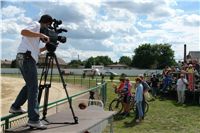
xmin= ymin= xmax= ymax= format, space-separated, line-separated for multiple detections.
xmin=40 ymin=19 xmax=67 ymax=52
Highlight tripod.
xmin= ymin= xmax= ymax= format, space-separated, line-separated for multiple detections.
xmin=38 ymin=52 xmax=78 ymax=124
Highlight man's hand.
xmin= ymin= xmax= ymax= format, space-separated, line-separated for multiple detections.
xmin=40 ymin=33 xmax=50 ymax=43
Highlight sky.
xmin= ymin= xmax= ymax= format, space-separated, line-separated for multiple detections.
xmin=1 ymin=0 xmax=200 ymax=63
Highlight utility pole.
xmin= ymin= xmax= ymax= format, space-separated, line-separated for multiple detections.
xmin=184 ymin=44 xmax=187 ymax=63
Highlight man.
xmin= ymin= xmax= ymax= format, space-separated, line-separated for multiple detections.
xmin=135 ymin=77 xmax=143 ymax=123
xmin=9 ymin=14 xmax=53 ymax=129
xmin=176 ymin=74 xmax=188 ymax=104
xmin=139 ymin=74 xmax=150 ymax=118
xmin=151 ymin=74 xmax=159 ymax=97
xmin=121 ymin=77 xmax=132 ymax=116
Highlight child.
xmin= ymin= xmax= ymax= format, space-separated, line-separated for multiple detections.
xmin=176 ymin=74 xmax=188 ymax=104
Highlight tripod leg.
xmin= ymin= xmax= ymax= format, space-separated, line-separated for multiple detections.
xmin=38 ymin=85 xmax=44 ymax=105
xmin=37 ymin=53 xmax=53 ymax=122
xmin=54 ymin=54 xmax=78 ymax=124
xmin=38 ymin=53 xmax=50 ymax=105
xmin=41 ymin=55 xmax=54 ymax=121
xmin=42 ymin=86 xmax=50 ymax=120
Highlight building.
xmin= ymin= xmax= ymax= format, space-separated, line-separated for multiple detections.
xmin=187 ymin=51 xmax=200 ymax=63
xmin=105 ymin=64 xmax=129 ymax=69
xmin=38 ymin=54 xmax=67 ymax=68
xmin=1 ymin=60 xmax=12 ymax=68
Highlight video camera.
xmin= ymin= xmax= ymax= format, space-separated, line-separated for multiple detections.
xmin=40 ymin=18 xmax=67 ymax=52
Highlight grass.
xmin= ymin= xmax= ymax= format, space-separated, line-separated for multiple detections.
xmin=104 ymin=81 xmax=200 ymax=133
xmin=2 ymin=74 xmax=200 ymax=132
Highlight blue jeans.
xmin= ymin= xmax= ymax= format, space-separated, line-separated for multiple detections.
xmin=12 ymin=53 xmax=39 ymax=122
xmin=136 ymin=101 xmax=143 ymax=119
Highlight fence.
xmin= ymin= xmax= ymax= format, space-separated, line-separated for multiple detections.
xmin=1 ymin=78 xmax=107 ymax=132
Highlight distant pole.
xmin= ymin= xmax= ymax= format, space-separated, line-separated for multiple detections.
xmin=184 ymin=44 xmax=186 ymax=63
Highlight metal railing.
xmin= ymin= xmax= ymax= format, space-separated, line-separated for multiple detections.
xmin=1 ymin=81 xmax=107 ymax=132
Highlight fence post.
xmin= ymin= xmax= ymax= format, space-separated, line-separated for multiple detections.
xmin=89 ymin=77 xmax=91 ymax=88
xmin=5 ymin=119 xmax=9 ymax=129
xmin=74 ymin=75 xmax=75 ymax=85
xmin=101 ymin=82 xmax=107 ymax=106
xmin=81 ymin=75 xmax=83 ymax=87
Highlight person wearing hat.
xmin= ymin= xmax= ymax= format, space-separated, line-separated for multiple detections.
xmin=176 ymin=74 xmax=188 ymax=104
xmin=134 ymin=77 xmax=144 ymax=123
xmin=186 ymin=64 xmax=195 ymax=91
xmin=187 ymin=64 xmax=194 ymax=73
xmin=9 ymin=14 xmax=53 ymax=129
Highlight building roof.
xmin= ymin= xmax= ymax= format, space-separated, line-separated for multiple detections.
xmin=188 ymin=51 xmax=200 ymax=59
xmin=38 ymin=54 xmax=67 ymax=65
xmin=1 ymin=59 xmax=12 ymax=65
xmin=106 ymin=64 xmax=128 ymax=67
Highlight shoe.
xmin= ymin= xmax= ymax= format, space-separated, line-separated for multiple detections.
xmin=9 ymin=106 xmax=27 ymax=114
xmin=27 ymin=121 xmax=47 ymax=130
xmin=120 ymin=112 xmax=126 ymax=115
xmin=123 ymin=112 xmax=130 ymax=117
xmin=136 ymin=119 xmax=140 ymax=123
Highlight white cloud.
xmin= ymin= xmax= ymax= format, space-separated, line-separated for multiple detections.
xmin=137 ymin=21 xmax=152 ymax=29
xmin=183 ymin=14 xmax=200 ymax=27
xmin=1 ymin=0 xmax=199 ymax=64
xmin=1 ymin=38 xmax=20 ymax=60
xmin=2 ymin=5 xmax=25 ymax=18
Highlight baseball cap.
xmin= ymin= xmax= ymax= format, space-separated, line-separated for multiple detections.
xmin=39 ymin=14 xmax=53 ymax=23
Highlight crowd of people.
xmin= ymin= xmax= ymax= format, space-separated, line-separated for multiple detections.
xmin=113 ymin=74 xmax=151 ymax=123
xmin=111 ymin=60 xmax=200 ymax=123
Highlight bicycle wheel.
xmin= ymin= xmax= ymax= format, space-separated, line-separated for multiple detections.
xmin=131 ymin=101 xmax=149 ymax=114
xmin=130 ymin=100 xmax=136 ymax=113
xmin=109 ymin=99 xmax=123 ymax=114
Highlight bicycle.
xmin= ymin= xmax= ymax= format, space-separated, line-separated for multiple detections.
xmin=109 ymin=93 xmax=149 ymax=115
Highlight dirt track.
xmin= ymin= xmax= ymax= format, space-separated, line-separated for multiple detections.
xmin=1 ymin=76 xmax=85 ymax=116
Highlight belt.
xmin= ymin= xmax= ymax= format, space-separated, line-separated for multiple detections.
xmin=17 ymin=51 xmax=33 ymax=59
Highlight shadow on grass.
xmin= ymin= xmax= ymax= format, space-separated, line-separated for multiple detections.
xmin=113 ymin=114 xmax=126 ymax=121
xmin=123 ymin=118 xmax=142 ymax=128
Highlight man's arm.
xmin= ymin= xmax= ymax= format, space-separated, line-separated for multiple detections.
xmin=40 ymin=47 xmax=47 ymax=53
xmin=21 ymin=29 xmax=50 ymax=43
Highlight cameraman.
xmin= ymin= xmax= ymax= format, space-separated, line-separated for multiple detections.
xmin=9 ymin=14 xmax=53 ymax=129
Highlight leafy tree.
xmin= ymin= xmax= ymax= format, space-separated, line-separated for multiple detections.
xmin=84 ymin=56 xmax=113 ymax=68
xmin=11 ymin=59 xmax=17 ymax=68
xmin=67 ymin=60 xmax=82 ymax=68
xmin=119 ymin=56 xmax=132 ymax=66
xmin=85 ymin=57 xmax=95 ymax=68
xmin=132 ymin=43 xmax=176 ymax=69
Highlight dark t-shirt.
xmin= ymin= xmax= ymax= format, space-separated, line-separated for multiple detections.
xmin=142 ymin=81 xmax=151 ymax=92
xmin=151 ymin=77 xmax=159 ymax=87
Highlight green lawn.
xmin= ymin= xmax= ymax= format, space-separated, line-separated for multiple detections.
xmin=104 ymin=81 xmax=200 ymax=133
xmin=2 ymin=74 xmax=200 ymax=132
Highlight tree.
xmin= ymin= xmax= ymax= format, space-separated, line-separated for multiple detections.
xmin=119 ymin=56 xmax=132 ymax=66
xmin=85 ymin=57 xmax=95 ymax=68
xmin=84 ymin=56 xmax=113 ymax=68
xmin=11 ymin=59 xmax=17 ymax=68
xmin=67 ymin=60 xmax=82 ymax=68
xmin=132 ymin=43 xmax=176 ymax=69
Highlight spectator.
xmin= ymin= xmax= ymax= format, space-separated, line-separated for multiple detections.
xmin=122 ymin=77 xmax=132 ymax=116
xmin=161 ymin=71 xmax=172 ymax=92
xmin=176 ymin=74 xmax=188 ymax=104
xmin=135 ymin=77 xmax=144 ymax=123
xmin=151 ymin=75 xmax=159 ymax=97
xmin=187 ymin=64 xmax=195 ymax=91
xmin=139 ymin=74 xmax=151 ymax=119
